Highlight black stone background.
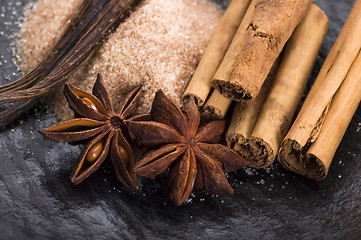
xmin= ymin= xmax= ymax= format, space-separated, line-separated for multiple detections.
xmin=0 ymin=0 xmax=360 ymax=239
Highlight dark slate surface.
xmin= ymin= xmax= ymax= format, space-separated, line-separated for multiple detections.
xmin=0 ymin=0 xmax=360 ymax=239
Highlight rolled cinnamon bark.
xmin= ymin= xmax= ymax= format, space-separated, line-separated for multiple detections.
xmin=183 ymin=0 xmax=251 ymax=106
xmin=212 ymin=0 xmax=313 ymax=101
xmin=202 ymin=90 xmax=232 ymax=120
xmin=278 ymin=0 xmax=361 ymax=179
xmin=247 ymin=5 xmax=329 ymax=168
xmin=279 ymin=51 xmax=361 ymax=179
xmin=226 ymin=59 xmax=280 ymax=161
xmin=202 ymin=4 xmax=328 ymax=121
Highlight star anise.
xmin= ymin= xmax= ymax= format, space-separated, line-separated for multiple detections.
xmin=39 ymin=74 xmax=145 ymax=191
xmin=129 ymin=90 xmax=249 ymax=205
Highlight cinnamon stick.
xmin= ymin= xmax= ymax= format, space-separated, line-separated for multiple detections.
xmin=226 ymin=59 xmax=280 ymax=161
xmin=247 ymin=5 xmax=328 ymax=168
xmin=202 ymin=90 xmax=232 ymax=120
xmin=183 ymin=0 xmax=251 ymax=106
xmin=278 ymin=0 xmax=361 ymax=179
xmin=212 ymin=0 xmax=313 ymax=101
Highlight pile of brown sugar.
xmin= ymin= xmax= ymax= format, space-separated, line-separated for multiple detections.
xmin=17 ymin=0 xmax=222 ymax=120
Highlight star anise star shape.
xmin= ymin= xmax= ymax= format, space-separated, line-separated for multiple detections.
xmin=129 ymin=90 xmax=249 ymax=205
xmin=40 ymin=74 xmax=144 ymax=191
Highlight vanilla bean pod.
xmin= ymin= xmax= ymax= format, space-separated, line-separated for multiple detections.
xmin=0 ymin=0 xmax=98 ymax=93
xmin=0 ymin=0 xmax=141 ymax=127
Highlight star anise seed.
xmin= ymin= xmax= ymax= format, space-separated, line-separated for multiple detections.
xmin=129 ymin=90 xmax=249 ymax=205
xmin=39 ymin=73 xmax=146 ymax=191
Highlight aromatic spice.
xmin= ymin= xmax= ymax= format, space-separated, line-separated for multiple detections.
xmin=18 ymin=0 xmax=222 ymax=120
xmin=212 ymin=0 xmax=313 ymax=100
xmin=227 ymin=5 xmax=329 ymax=168
xmin=0 ymin=0 xmax=141 ymax=127
xmin=40 ymin=74 xmax=145 ymax=191
xmin=278 ymin=0 xmax=361 ymax=180
xmin=129 ymin=90 xmax=249 ymax=205
xmin=183 ymin=0 xmax=252 ymax=107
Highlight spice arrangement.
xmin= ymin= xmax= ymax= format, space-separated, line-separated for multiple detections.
xmin=40 ymin=75 xmax=249 ymax=205
xmin=186 ymin=0 xmax=360 ymax=181
xmin=1 ymin=0 xmax=360 ymax=207
xmin=18 ymin=0 xmax=222 ymax=120
xmin=183 ymin=0 xmax=361 ymax=181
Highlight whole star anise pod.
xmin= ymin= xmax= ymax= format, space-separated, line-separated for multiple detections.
xmin=40 ymin=74 xmax=144 ymax=191
xmin=129 ymin=90 xmax=249 ymax=205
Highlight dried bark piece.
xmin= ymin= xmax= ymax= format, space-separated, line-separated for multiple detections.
xmin=202 ymin=90 xmax=232 ymax=120
xmin=249 ymin=5 xmax=328 ymax=167
xmin=212 ymin=0 xmax=313 ymax=100
xmin=226 ymin=59 xmax=279 ymax=165
xmin=278 ymin=0 xmax=361 ymax=179
xmin=183 ymin=0 xmax=252 ymax=107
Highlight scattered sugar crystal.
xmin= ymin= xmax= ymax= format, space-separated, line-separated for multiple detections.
xmin=244 ymin=167 xmax=254 ymax=176
xmin=17 ymin=0 xmax=222 ymax=120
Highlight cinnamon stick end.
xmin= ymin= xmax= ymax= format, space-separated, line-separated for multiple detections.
xmin=278 ymin=139 xmax=327 ymax=180
xmin=226 ymin=133 xmax=252 ymax=159
xmin=226 ymin=133 xmax=274 ymax=168
xmin=212 ymin=79 xmax=254 ymax=101
xmin=183 ymin=94 xmax=204 ymax=108
xmin=201 ymin=105 xmax=224 ymax=121
xmin=248 ymin=137 xmax=275 ymax=168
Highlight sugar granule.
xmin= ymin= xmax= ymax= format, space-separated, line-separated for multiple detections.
xmin=17 ymin=0 xmax=83 ymax=72
xmin=17 ymin=0 xmax=222 ymax=120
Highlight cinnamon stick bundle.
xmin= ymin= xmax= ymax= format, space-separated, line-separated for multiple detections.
xmin=212 ymin=0 xmax=313 ymax=101
xmin=278 ymin=0 xmax=361 ymax=180
xmin=249 ymin=5 xmax=328 ymax=167
xmin=200 ymin=0 xmax=252 ymax=120
xmin=226 ymin=5 xmax=328 ymax=168
xmin=183 ymin=0 xmax=251 ymax=106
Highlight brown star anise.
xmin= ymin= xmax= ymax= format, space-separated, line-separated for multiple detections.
xmin=129 ymin=90 xmax=249 ymax=205
xmin=40 ymin=74 xmax=144 ymax=191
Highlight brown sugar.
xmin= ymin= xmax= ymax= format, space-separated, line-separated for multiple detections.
xmin=17 ymin=0 xmax=222 ymax=119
